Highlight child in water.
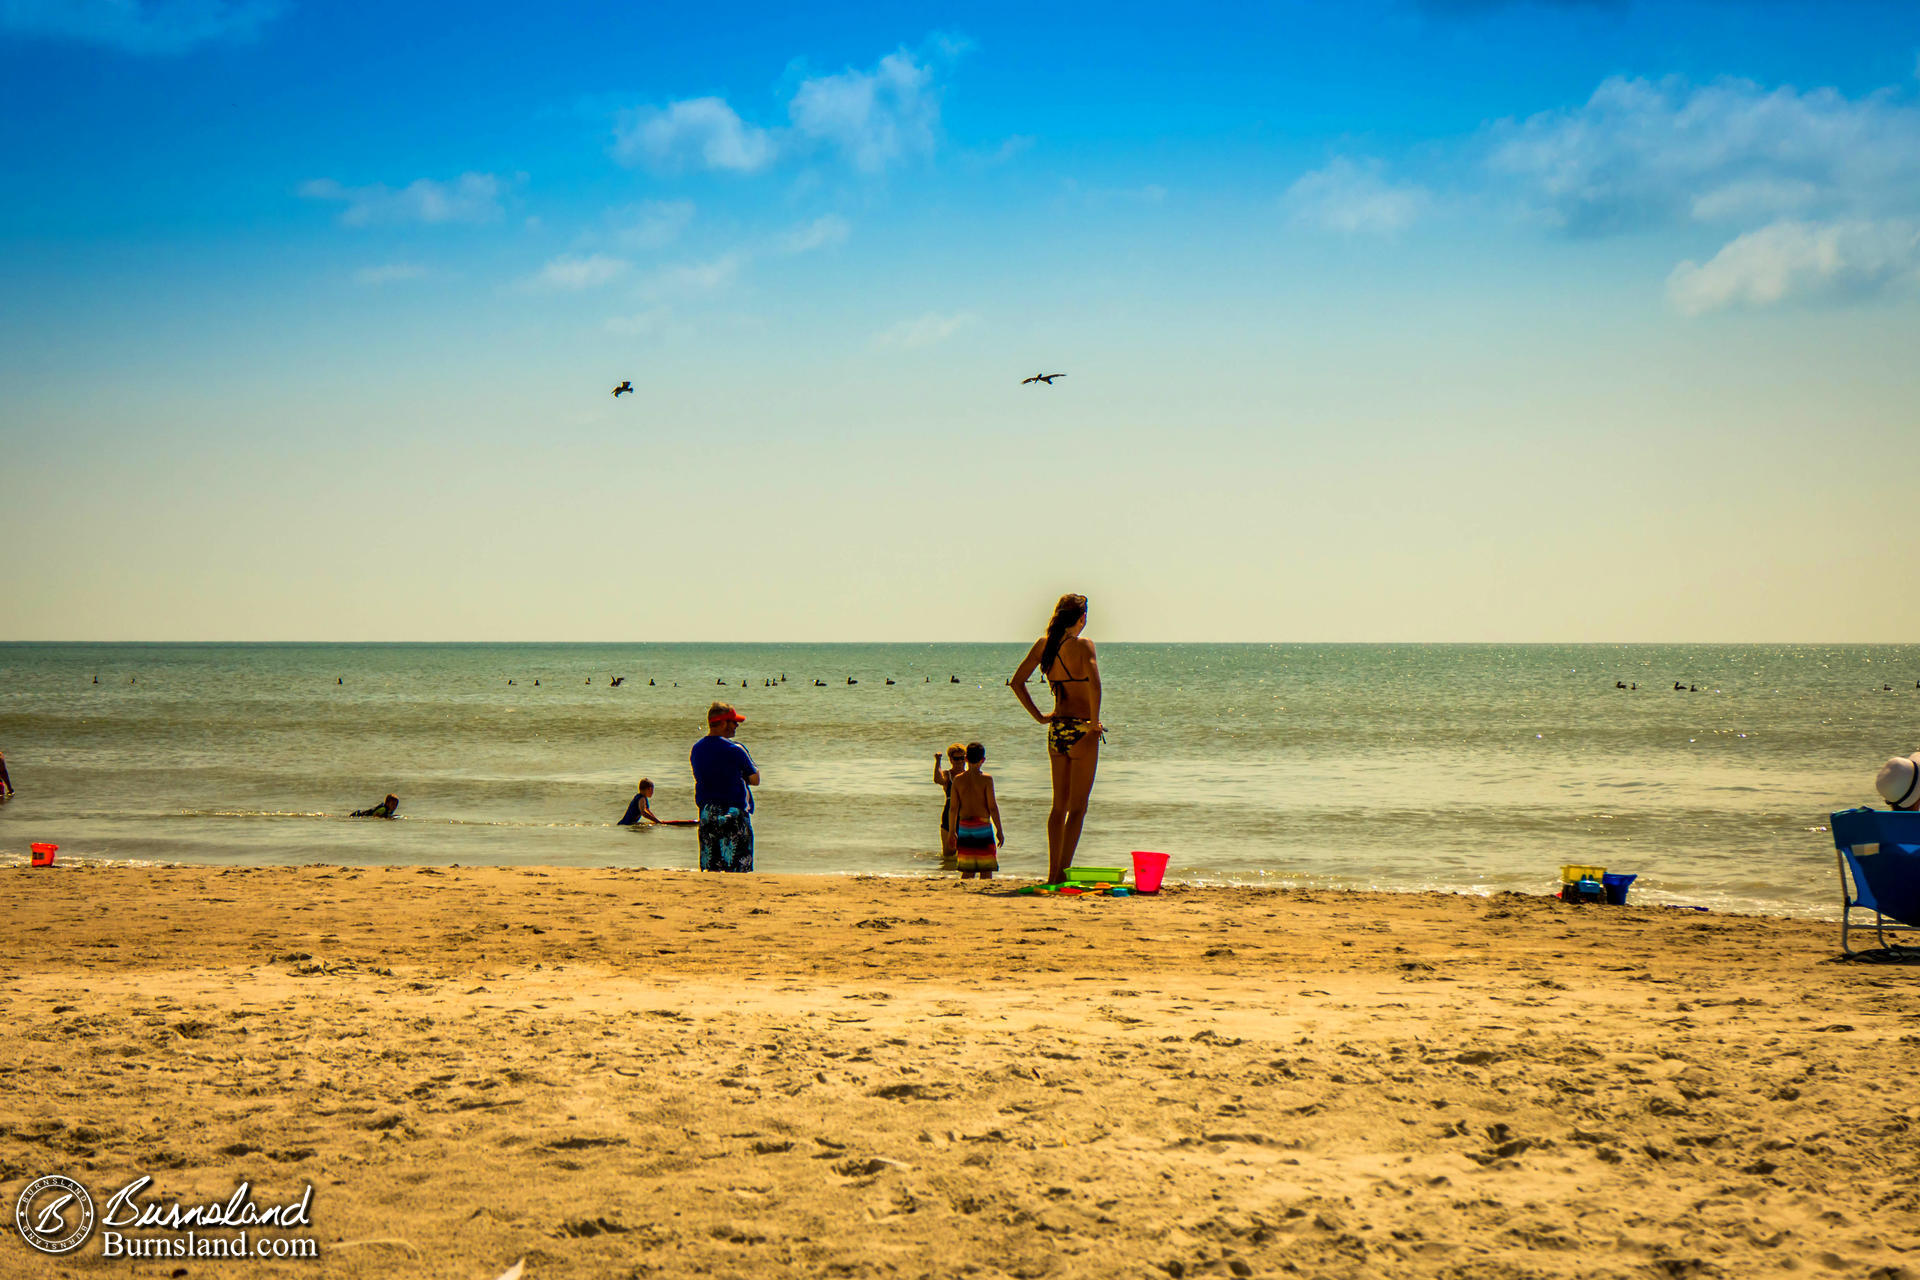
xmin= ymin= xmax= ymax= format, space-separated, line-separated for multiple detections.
xmin=933 ymin=742 xmax=966 ymax=861
xmin=351 ymin=793 xmax=399 ymax=818
xmin=618 ymin=778 xmax=661 ymax=826
xmin=945 ymin=742 xmax=1004 ymax=880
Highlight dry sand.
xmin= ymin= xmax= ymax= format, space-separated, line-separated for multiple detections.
xmin=1 ymin=864 xmax=1916 ymax=1279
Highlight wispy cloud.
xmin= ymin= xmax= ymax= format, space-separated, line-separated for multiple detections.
xmin=300 ymin=173 xmax=508 ymax=227
xmin=648 ymin=251 xmax=747 ymax=297
xmin=606 ymin=307 xmax=671 ymax=337
xmin=611 ymin=37 xmax=964 ymax=177
xmin=352 ymin=263 xmax=429 ymax=286
xmin=779 ymin=214 xmax=850 ymax=254
xmin=612 ymin=97 xmax=776 ymax=174
xmin=526 ymin=253 xmax=629 ymax=291
xmin=1479 ymin=72 xmax=1920 ymax=313
xmin=873 ymin=310 xmax=977 ymax=350
xmin=1283 ymin=158 xmax=1430 ymax=235
xmin=0 ymin=0 xmax=283 ymax=54
xmin=1489 ymin=75 xmax=1920 ymax=236
xmin=976 ymin=135 xmax=1034 ymax=167
xmin=608 ymin=199 xmax=695 ymax=251
xmin=788 ymin=49 xmax=942 ymax=174
xmin=1667 ymin=218 xmax=1920 ymax=314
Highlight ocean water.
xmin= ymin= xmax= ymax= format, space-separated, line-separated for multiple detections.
xmin=1 ymin=642 xmax=1912 ymax=917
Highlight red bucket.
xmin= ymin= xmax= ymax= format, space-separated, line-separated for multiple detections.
xmin=1131 ymin=850 xmax=1169 ymax=894
xmin=29 ymin=843 xmax=58 ymax=868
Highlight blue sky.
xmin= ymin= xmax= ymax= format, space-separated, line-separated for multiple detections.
xmin=3 ymin=0 xmax=1919 ymax=640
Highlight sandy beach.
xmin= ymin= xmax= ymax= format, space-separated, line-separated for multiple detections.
xmin=2 ymin=865 xmax=1914 ymax=1279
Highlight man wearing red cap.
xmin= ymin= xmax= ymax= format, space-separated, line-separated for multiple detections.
xmin=691 ymin=701 xmax=760 ymax=872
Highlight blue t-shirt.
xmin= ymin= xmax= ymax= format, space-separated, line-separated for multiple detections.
xmin=691 ymin=735 xmax=758 ymax=812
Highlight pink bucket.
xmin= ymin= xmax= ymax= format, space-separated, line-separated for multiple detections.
xmin=1131 ymin=850 xmax=1169 ymax=894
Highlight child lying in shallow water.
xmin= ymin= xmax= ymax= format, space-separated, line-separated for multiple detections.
xmin=351 ymin=794 xmax=399 ymax=818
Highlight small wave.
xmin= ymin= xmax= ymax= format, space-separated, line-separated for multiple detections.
xmin=2 ymin=852 xmax=182 ymax=869
xmin=437 ymin=818 xmax=613 ymax=829
xmin=167 ymin=809 xmax=332 ymax=820
xmin=159 ymin=810 xmax=616 ymax=830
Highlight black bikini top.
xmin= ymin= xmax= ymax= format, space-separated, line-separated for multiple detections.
xmin=1047 ymin=650 xmax=1091 ymax=699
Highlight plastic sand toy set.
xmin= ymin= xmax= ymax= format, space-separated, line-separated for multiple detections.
xmin=1017 ymin=851 xmax=1169 ymax=897
xmin=1558 ymin=863 xmax=1636 ymax=905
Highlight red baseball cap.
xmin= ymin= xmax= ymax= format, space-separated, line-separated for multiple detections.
xmin=707 ymin=702 xmax=746 ymax=724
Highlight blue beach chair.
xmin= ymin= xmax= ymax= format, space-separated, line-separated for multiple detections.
xmin=1829 ymin=808 xmax=1920 ymax=956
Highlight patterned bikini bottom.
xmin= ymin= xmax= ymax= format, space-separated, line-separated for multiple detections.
xmin=1048 ymin=717 xmax=1094 ymax=755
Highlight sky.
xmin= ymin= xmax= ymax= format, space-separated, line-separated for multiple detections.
xmin=2 ymin=0 xmax=1918 ymax=642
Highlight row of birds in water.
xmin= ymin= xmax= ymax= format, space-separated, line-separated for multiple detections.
xmin=611 ymin=373 xmax=1065 ymax=397
xmin=1611 ymin=680 xmax=1920 ymax=691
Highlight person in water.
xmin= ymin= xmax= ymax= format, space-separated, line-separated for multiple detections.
xmin=351 ymin=793 xmax=399 ymax=818
xmin=945 ymin=742 xmax=1004 ymax=880
xmin=1010 ymin=593 xmax=1103 ymax=882
xmin=691 ymin=703 xmax=759 ymax=872
xmin=933 ymin=742 xmax=966 ymax=863
xmin=618 ymin=778 xmax=661 ymax=826
xmin=0 ymin=748 xmax=13 ymax=797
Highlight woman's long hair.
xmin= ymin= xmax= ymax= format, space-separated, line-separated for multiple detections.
xmin=1040 ymin=594 xmax=1089 ymax=675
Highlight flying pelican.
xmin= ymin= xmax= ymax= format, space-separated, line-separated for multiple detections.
xmin=1021 ymin=373 xmax=1065 ymax=385
xmin=612 ymin=380 xmax=633 ymax=397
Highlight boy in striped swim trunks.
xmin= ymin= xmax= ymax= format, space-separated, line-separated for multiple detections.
xmin=945 ymin=742 xmax=1004 ymax=880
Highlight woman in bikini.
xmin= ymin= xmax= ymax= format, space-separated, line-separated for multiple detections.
xmin=1009 ymin=593 xmax=1103 ymax=882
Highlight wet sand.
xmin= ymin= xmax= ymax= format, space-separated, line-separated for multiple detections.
xmin=1 ymin=864 xmax=1914 ymax=1279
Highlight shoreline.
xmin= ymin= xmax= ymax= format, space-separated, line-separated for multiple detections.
xmin=2 ymin=865 xmax=1909 ymax=1278
xmin=0 ymin=853 xmax=1850 ymax=923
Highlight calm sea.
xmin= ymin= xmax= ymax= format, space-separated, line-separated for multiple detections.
xmin=1 ymin=642 xmax=1910 ymax=916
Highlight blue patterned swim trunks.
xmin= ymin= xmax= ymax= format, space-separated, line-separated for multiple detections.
xmin=698 ymin=804 xmax=754 ymax=873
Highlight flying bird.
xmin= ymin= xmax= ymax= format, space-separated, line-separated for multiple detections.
xmin=612 ymin=380 xmax=633 ymax=397
xmin=1021 ymin=373 xmax=1066 ymax=385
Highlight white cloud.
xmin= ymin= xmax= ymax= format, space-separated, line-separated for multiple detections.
xmin=650 ymin=252 xmax=747 ymax=296
xmin=1283 ymin=157 xmax=1431 ymax=235
xmin=873 ymin=310 xmax=977 ymax=350
xmin=984 ymin=135 xmax=1034 ymax=165
xmin=779 ymin=214 xmax=850 ymax=253
xmin=1489 ymin=75 xmax=1920 ymax=234
xmin=0 ymin=0 xmax=281 ymax=54
xmin=352 ymin=263 xmax=428 ymax=286
xmin=1666 ymin=218 xmax=1920 ymax=314
xmin=300 ymin=173 xmax=506 ymax=227
xmin=527 ymin=253 xmax=629 ymax=291
xmin=788 ymin=49 xmax=941 ymax=173
xmin=606 ymin=307 xmax=670 ymax=337
xmin=609 ymin=199 xmax=694 ymax=250
xmin=610 ymin=38 xmax=961 ymax=177
xmin=612 ymin=97 xmax=775 ymax=173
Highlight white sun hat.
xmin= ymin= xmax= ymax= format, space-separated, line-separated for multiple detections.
xmin=1876 ymin=753 xmax=1920 ymax=810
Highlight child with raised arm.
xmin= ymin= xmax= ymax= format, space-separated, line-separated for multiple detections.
xmin=934 ymin=742 xmax=966 ymax=861
xmin=945 ymin=742 xmax=1004 ymax=880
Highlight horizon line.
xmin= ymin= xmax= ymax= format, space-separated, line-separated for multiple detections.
xmin=5 ymin=639 xmax=1919 ymax=648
